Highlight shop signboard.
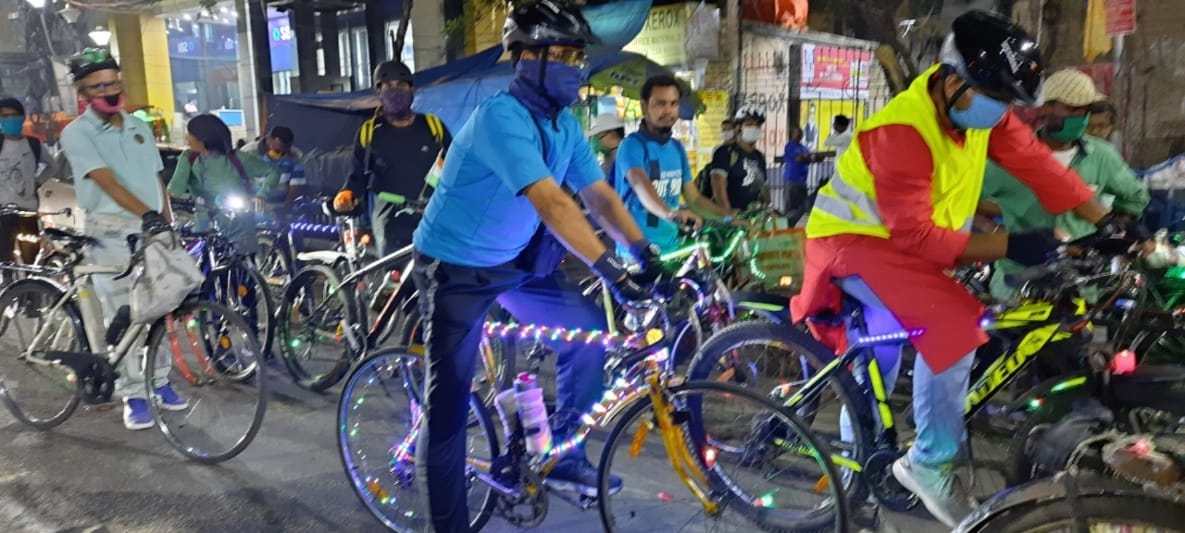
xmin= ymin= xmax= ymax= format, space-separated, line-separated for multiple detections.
xmin=694 ymin=89 xmax=730 ymax=160
xmin=1106 ymin=0 xmax=1137 ymax=36
xmin=624 ymin=3 xmax=692 ymax=67
xmin=268 ymin=9 xmax=295 ymax=72
xmin=799 ymin=43 xmax=874 ymax=100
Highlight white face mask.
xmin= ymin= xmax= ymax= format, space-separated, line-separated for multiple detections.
xmin=740 ymin=126 xmax=761 ymax=144
xmin=720 ymin=130 xmax=735 ymax=142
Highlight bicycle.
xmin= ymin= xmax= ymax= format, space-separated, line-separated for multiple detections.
xmin=255 ymin=195 xmax=338 ymax=301
xmin=337 ymin=276 xmax=849 ymax=533
xmin=687 ymin=238 xmax=1137 ymax=512
xmin=175 ymin=196 xmax=275 ymax=369
xmin=955 ymin=470 xmax=1185 ymax=532
xmin=0 ymin=227 xmax=265 ymax=463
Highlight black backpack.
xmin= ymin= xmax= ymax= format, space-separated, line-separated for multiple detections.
xmin=695 ymin=145 xmax=740 ymax=199
xmin=0 ymin=136 xmax=42 ymax=166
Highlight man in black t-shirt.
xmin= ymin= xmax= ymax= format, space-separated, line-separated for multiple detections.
xmin=710 ymin=107 xmax=768 ymax=211
xmin=335 ymin=60 xmax=452 ymax=256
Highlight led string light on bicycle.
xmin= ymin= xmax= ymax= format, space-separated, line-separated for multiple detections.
xmin=481 ymin=321 xmax=643 ymax=349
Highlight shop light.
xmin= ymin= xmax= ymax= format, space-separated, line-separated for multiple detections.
xmin=58 ymin=4 xmax=80 ymax=23
xmin=25 ymin=0 xmax=47 ymax=9
xmin=89 ymin=26 xmax=112 ymax=46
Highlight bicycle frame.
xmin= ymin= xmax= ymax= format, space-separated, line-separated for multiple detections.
xmin=782 ymin=295 xmax=1097 ymax=473
xmin=17 ymin=265 xmax=146 ymax=384
xmin=395 ymin=320 xmax=721 ymax=513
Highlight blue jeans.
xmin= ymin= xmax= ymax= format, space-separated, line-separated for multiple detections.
xmin=837 ymin=277 xmax=975 ymax=468
xmin=411 ymin=253 xmax=607 ymax=533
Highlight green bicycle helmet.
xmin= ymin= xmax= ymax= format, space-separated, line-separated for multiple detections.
xmin=68 ymin=48 xmax=120 ymax=82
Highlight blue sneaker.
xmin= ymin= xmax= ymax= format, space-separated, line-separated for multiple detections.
xmin=154 ymin=384 xmax=189 ymax=411
xmin=123 ymin=398 xmax=154 ymax=430
xmin=545 ymin=456 xmax=623 ymax=497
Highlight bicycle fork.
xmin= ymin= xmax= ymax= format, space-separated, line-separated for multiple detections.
xmin=631 ymin=372 xmax=721 ymax=517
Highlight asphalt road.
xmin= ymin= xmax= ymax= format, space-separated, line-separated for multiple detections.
xmin=0 ymin=345 xmax=1013 ymax=533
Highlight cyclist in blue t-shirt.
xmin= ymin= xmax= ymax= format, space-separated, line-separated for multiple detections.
xmin=410 ymin=3 xmax=660 ymax=531
xmin=616 ymin=75 xmax=735 ymax=256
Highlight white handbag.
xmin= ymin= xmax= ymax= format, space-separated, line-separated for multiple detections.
xmin=129 ymin=231 xmax=205 ymax=324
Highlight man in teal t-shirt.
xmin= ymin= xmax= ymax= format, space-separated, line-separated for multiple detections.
xmin=979 ymin=69 xmax=1149 ymax=300
xmin=615 ymin=75 xmax=733 ymax=257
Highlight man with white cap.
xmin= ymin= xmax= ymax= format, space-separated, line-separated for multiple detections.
xmin=979 ymin=68 xmax=1149 ymax=300
xmin=587 ymin=113 xmax=624 ymax=186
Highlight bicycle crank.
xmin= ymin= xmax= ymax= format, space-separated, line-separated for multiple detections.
xmin=865 ymin=449 xmax=919 ymax=512
xmin=492 ymin=466 xmax=548 ymax=529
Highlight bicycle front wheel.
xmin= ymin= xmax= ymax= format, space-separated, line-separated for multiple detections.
xmin=598 ymin=380 xmax=848 ymax=533
xmin=277 ymin=265 xmax=357 ymax=391
xmin=146 ymin=301 xmax=266 ymax=463
xmin=203 ymin=262 xmax=275 ymax=368
xmin=338 ymin=349 xmax=499 ymax=532
xmin=0 ymin=278 xmax=88 ymax=429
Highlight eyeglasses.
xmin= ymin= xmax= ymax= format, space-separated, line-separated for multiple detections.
xmin=545 ymin=48 xmax=587 ymax=69
xmin=83 ymin=80 xmax=123 ymax=93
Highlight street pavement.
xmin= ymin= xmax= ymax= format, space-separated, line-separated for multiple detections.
xmin=0 ymin=348 xmax=1012 ymax=533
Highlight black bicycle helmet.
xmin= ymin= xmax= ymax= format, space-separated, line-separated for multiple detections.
xmin=502 ymin=0 xmax=600 ymax=54
xmin=373 ymin=60 xmax=413 ymax=88
xmin=68 ymin=48 xmax=119 ymax=82
xmin=941 ymin=10 xmax=1043 ymax=105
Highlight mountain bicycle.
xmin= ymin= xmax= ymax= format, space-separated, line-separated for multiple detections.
xmin=955 ymin=470 xmax=1185 ymax=532
xmin=337 ymin=277 xmax=848 ymax=532
xmin=0 ymin=227 xmax=265 ymax=463
xmin=687 ymin=238 xmax=1139 ymax=512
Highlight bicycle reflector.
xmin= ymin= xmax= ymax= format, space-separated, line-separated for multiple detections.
xmin=1111 ymin=349 xmax=1137 ymax=374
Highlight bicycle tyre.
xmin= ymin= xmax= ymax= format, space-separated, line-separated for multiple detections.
xmin=687 ymin=320 xmax=876 ymax=504
xmin=202 ymin=262 xmax=275 ymax=364
xmin=958 ymin=490 xmax=1185 ymax=532
xmin=277 ymin=264 xmax=357 ymax=391
xmin=0 ymin=278 xmax=89 ymax=429
xmin=145 ymin=300 xmax=267 ymax=463
xmin=395 ymin=305 xmax=510 ymax=409
xmin=337 ymin=349 xmax=499 ymax=532
xmin=597 ymin=379 xmax=849 ymax=533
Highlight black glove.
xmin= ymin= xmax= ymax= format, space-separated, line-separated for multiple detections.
xmin=141 ymin=210 xmax=169 ymax=234
xmin=592 ymin=252 xmax=651 ymax=305
xmin=1006 ymin=229 xmax=1063 ymax=267
xmin=629 ymin=240 xmax=664 ymax=284
xmin=1085 ymin=213 xmax=1147 ymax=256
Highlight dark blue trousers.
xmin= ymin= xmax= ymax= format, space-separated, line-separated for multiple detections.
xmin=411 ymin=251 xmax=607 ymax=533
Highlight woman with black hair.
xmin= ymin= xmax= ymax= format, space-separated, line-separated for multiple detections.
xmin=168 ymin=114 xmax=275 ymax=254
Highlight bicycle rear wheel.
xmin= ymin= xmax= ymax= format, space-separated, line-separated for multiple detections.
xmin=146 ymin=301 xmax=266 ymax=463
xmin=277 ymin=265 xmax=356 ymax=391
xmin=0 ymin=278 xmax=88 ymax=429
xmin=338 ymin=349 xmax=498 ymax=532
xmin=203 ymin=262 xmax=275 ymax=367
xmin=598 ymin=380 xmax=848 ymax=533
xmin=688 ymin=321 xmax=875 ymax=504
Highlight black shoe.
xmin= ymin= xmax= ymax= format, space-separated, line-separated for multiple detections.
xmin=545 ymin=456 xmax=622 ymax=497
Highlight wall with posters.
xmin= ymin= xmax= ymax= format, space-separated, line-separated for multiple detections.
xmin=738 ymin=31 xmax=793 ymax=167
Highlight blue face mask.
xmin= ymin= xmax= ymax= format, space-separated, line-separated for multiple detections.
xmin=948 ymin=91 xmax=1009 ymax=130
xmin=511 ymin=59 xmax=584 ymax=114
xmin=0 ymin=117 xmax=24 ymax=136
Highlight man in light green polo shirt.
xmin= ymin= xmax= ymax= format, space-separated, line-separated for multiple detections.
xmin=979 ymin=69 xmax=1149 ymax=300
xmin=59 ymin=49 xmax=185 ymax=431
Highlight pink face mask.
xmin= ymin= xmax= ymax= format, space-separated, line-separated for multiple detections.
xmin=90 ymin=92 xmax=126 ymax=114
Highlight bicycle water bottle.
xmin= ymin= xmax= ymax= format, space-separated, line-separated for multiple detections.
xmin=494 ymin=389 xmax=519 ymax=442
xmin=514 ymin=373 xmax=552 ymax=455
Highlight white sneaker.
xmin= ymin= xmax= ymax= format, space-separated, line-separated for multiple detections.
xmin=892 ymin=456 xmax=977 ymax=528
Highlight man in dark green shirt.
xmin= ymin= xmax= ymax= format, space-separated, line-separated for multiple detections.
xmin=980 ymin=69 xmax=1148 ymax=300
